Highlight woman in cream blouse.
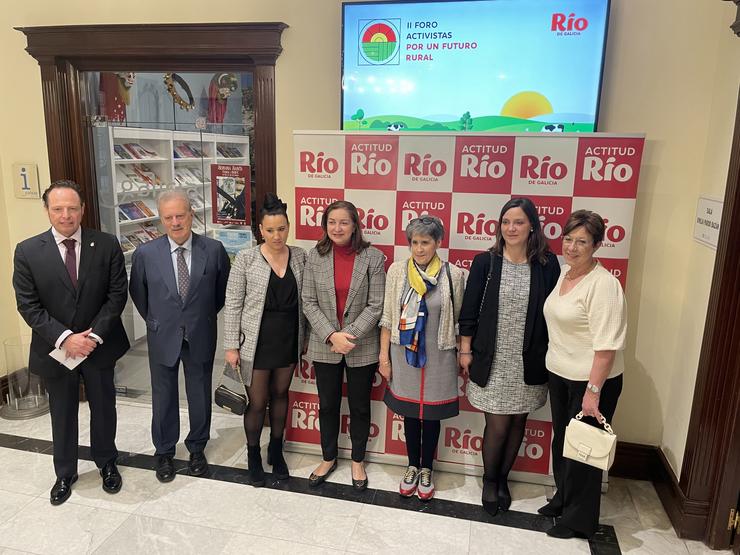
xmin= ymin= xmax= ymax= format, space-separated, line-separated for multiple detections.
xmin=542 ymin=209 xmax=627 ymax=540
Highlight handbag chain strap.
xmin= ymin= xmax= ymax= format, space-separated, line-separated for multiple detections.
xmin=574 ymin=411 xmax=615 ymax=435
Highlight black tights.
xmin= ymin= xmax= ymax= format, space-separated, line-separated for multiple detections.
xmin=404 ymin=417 xmax=441 ymax=470
xmin=243 ymin=365 xmax=295 ymax=447
xmin=481 ymin=412 xmax=528 ymax=486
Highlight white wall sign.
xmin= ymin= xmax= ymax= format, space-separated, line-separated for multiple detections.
xmin=12 ymin=163 xmax=40 ymax=199
xmin=693 ymin=196 xmax=723 ymax=249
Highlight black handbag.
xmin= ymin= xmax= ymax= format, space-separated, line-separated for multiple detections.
xmin=215 ymin=334 xmax=248 ymax=415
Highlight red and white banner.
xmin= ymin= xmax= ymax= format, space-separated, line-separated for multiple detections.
xmin=287 ymin=131 xmax=645 ymax=482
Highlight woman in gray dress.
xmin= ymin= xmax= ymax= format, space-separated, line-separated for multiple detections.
xmin=379 ymin=217 xmax=465 ymax=501
xmin=458 ymin=198 xmax=560 ymax=516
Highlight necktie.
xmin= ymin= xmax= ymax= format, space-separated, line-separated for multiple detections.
xmin=176 ymin=247 xmax=189 ymax=300
xmin=62 ymin=238 xmax=77 ymax=288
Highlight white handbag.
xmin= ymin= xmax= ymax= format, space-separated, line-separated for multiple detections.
xmin=563 ymin=411 xmax=617 ymax=471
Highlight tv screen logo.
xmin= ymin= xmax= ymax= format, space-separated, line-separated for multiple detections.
xmin=551 ymin=13 xmax=589 ymax=36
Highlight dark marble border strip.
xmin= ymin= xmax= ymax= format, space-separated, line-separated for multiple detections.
xmin=0 ymin=432 xmax=620 ymax=553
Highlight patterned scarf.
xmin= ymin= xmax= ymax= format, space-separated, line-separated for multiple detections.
xmin=399 ymin=255 xmax=442 ymax=368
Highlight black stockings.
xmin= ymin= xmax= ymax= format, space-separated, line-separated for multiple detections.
xmin=481 ymin=412 xmax=528 ymax=488
xmin=404 ymin=417 xmax=441 ymax=470
xmin=243 ymin=366 xmax=295 ymax=447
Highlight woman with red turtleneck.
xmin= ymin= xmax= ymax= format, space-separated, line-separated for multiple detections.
xmin=301 ymin=200 xmax=386 ymax=492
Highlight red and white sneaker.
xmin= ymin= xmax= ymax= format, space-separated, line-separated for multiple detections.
xmin=417 ymin=468 xmax=435 ymax=501
xmin=399 ymin=466 xmax=420 ymax=497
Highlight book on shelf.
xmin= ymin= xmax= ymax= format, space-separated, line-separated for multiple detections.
xmin=122 ymin=143 xmax=159 ymax=159
xmin=192 ymin=211 xmax=206 ymax=232
xmin=190 ymin=190 xmax=206 ymax=210
xmin=140 ymin=222 xmax=162 ymax=239
xmin=119 ymin=235 xmax=135 ymax=253
xmin=124 ymin=232 xmax=144 ymax=248
xmin=216 ymin=144 xmax=243 ymax=158
xmin=119 ymin=202 xmax=147 ymax=221
xmin=190 ymin=167 xmax=210 ymax=183
xmin=118 ymin=168 xmax=148 ymax=192
xmin=132 ymin=228 xmax=154 ymax=244
xmin=174 ymin=167 xmax=200 ymax=186
xmin=133 ymin=199 xmax=156 ymax=218
xmin=118 ymin=209 xmax=130 ymax=222
xmin=113 ymin=144 xmax=132 ymax=160
xmin=173 ymin=143 xmax=206 ymax=158
xmin=132 ymin=164 xmax=162 ymax=187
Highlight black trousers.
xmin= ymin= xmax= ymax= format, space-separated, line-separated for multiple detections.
xmin=150 ymin=340 xmax=214 ymax=457
xmin=548 ymin=372 xmax=623 ymax=538
xmin=313 ymin=359 xmax=376 ymax=462
xmin=45 ymin=363 xmax=118 ymax=479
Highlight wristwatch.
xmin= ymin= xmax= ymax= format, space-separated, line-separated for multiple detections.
xmin=586 ymin=382 xmax=601 ymax=394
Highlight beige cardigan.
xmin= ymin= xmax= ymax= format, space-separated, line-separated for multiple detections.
xmin=379 ymin=259 xmax=465 ymax=350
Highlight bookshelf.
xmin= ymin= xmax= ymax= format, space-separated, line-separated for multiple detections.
xmin=92 ymin=125 xmax=250 ymax=339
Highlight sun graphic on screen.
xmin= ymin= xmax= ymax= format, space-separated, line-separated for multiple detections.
xmin=501 ymin=92 xmax=554 ymax=119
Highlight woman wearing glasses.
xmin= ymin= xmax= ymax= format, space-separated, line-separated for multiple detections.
xmin=302 ymin=200 xmax=386 ymax=491
xmin=459 ymin=197 xmax=560 ymax=516
xmin=378 ymin=216 xmax=465 ymax=501
xmin=541 ymin=210 xmax=627 ymax=539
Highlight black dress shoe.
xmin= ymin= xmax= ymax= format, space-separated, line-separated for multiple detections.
xmin=352 ymin=476 xmax=369 ymax=491
xmin=546 ymin=523 xmax=588 ymax=539
xmin=537 ymin=500 xmax=563 ymax=517
xmin=156 ymin=455 xmax=176 ymax=483
xmin=308 ymin=460 xmax=337 ymax=488
xmin=100 ymin=462 xmax=122 ymax=494
xmin=188 ymin=451 xmax=209 ymax=477
xmin=50 ymin=474 xmax=78 ymax=506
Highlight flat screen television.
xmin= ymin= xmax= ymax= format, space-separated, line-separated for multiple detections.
xmin=341 ymin=0 xmax=610 ymax=132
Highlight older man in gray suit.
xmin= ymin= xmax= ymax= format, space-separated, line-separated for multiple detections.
xmin=129 ymin=189 xmax=230 ymax=482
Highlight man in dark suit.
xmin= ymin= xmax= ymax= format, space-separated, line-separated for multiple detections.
xmin=13 ymin=180 xmax=130 ymax=506
xmin=129 ymin=189 xmax=230 ymax=482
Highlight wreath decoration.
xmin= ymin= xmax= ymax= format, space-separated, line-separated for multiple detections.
xmin=163 ymin=73 xmax=195 ymax=111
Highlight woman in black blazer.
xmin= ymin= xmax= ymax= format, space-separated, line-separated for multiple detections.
xmin=459 ymin=197 xmax=560 ymax=516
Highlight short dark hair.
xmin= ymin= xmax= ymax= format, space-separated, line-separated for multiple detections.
xmin=316 ymin=200 xmax=370 ymax=255
xmin=563 ymin=210 xmax=605 ymax=245
xmin=492 ymin=197 xmax=551 ymax=264
xmin=260 ymin=192 xmax=289 ymax=223
xmin=42 ymin=180 xmax=84 ymax=207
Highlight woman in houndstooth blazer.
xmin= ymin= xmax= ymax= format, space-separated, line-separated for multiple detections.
xmin=302 ymin=200 xmax=386 ymax=491
xmin=223 ymin=193 xmax=307 ymax=487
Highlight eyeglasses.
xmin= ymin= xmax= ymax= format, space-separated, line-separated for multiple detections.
xmin=562 ymin=236 xmax=592 ymax=250
xmin=410 ymin=216 xmax=439 ymax=225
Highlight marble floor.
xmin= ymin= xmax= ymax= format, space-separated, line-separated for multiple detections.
xmin=0 ymin=399 xmax=729 ymax=555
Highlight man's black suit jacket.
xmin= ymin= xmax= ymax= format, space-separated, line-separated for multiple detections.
xmin=13 ymin=228 xmax=130 ymax=378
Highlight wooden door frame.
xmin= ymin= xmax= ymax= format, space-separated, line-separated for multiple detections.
xmin=16 ymin=22 xmax=288 ymax=231
xmin=653 ymin=2 xmax=740 ymax=549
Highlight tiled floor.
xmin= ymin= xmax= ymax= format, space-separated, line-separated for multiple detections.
xmin=0 ymin=399 xmax=729 ymax=554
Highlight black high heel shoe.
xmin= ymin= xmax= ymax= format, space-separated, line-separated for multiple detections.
xmin=497 ymin=478 xmax=512 ymax=511
xmin=268 ymin=437 xmax=290 ymax=480
xmin=247 ymin=445 xmax=265 ymax=487
xmin=481 ymin=479 xmax=499 ymax=516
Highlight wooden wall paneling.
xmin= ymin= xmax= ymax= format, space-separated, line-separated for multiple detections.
xmin=253 ymin=63 xmax=277 ymax=242
xmin=672 ymin=34 xmax=740 ymax=543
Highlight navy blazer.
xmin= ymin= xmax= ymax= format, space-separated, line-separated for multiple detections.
xmin=129 ymin=233 xmax=230 ymax=366
xmin=13 ymin=228 xmax=130 ymax=378
xmin=458 ymin=250 xmax=561 ymax=387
